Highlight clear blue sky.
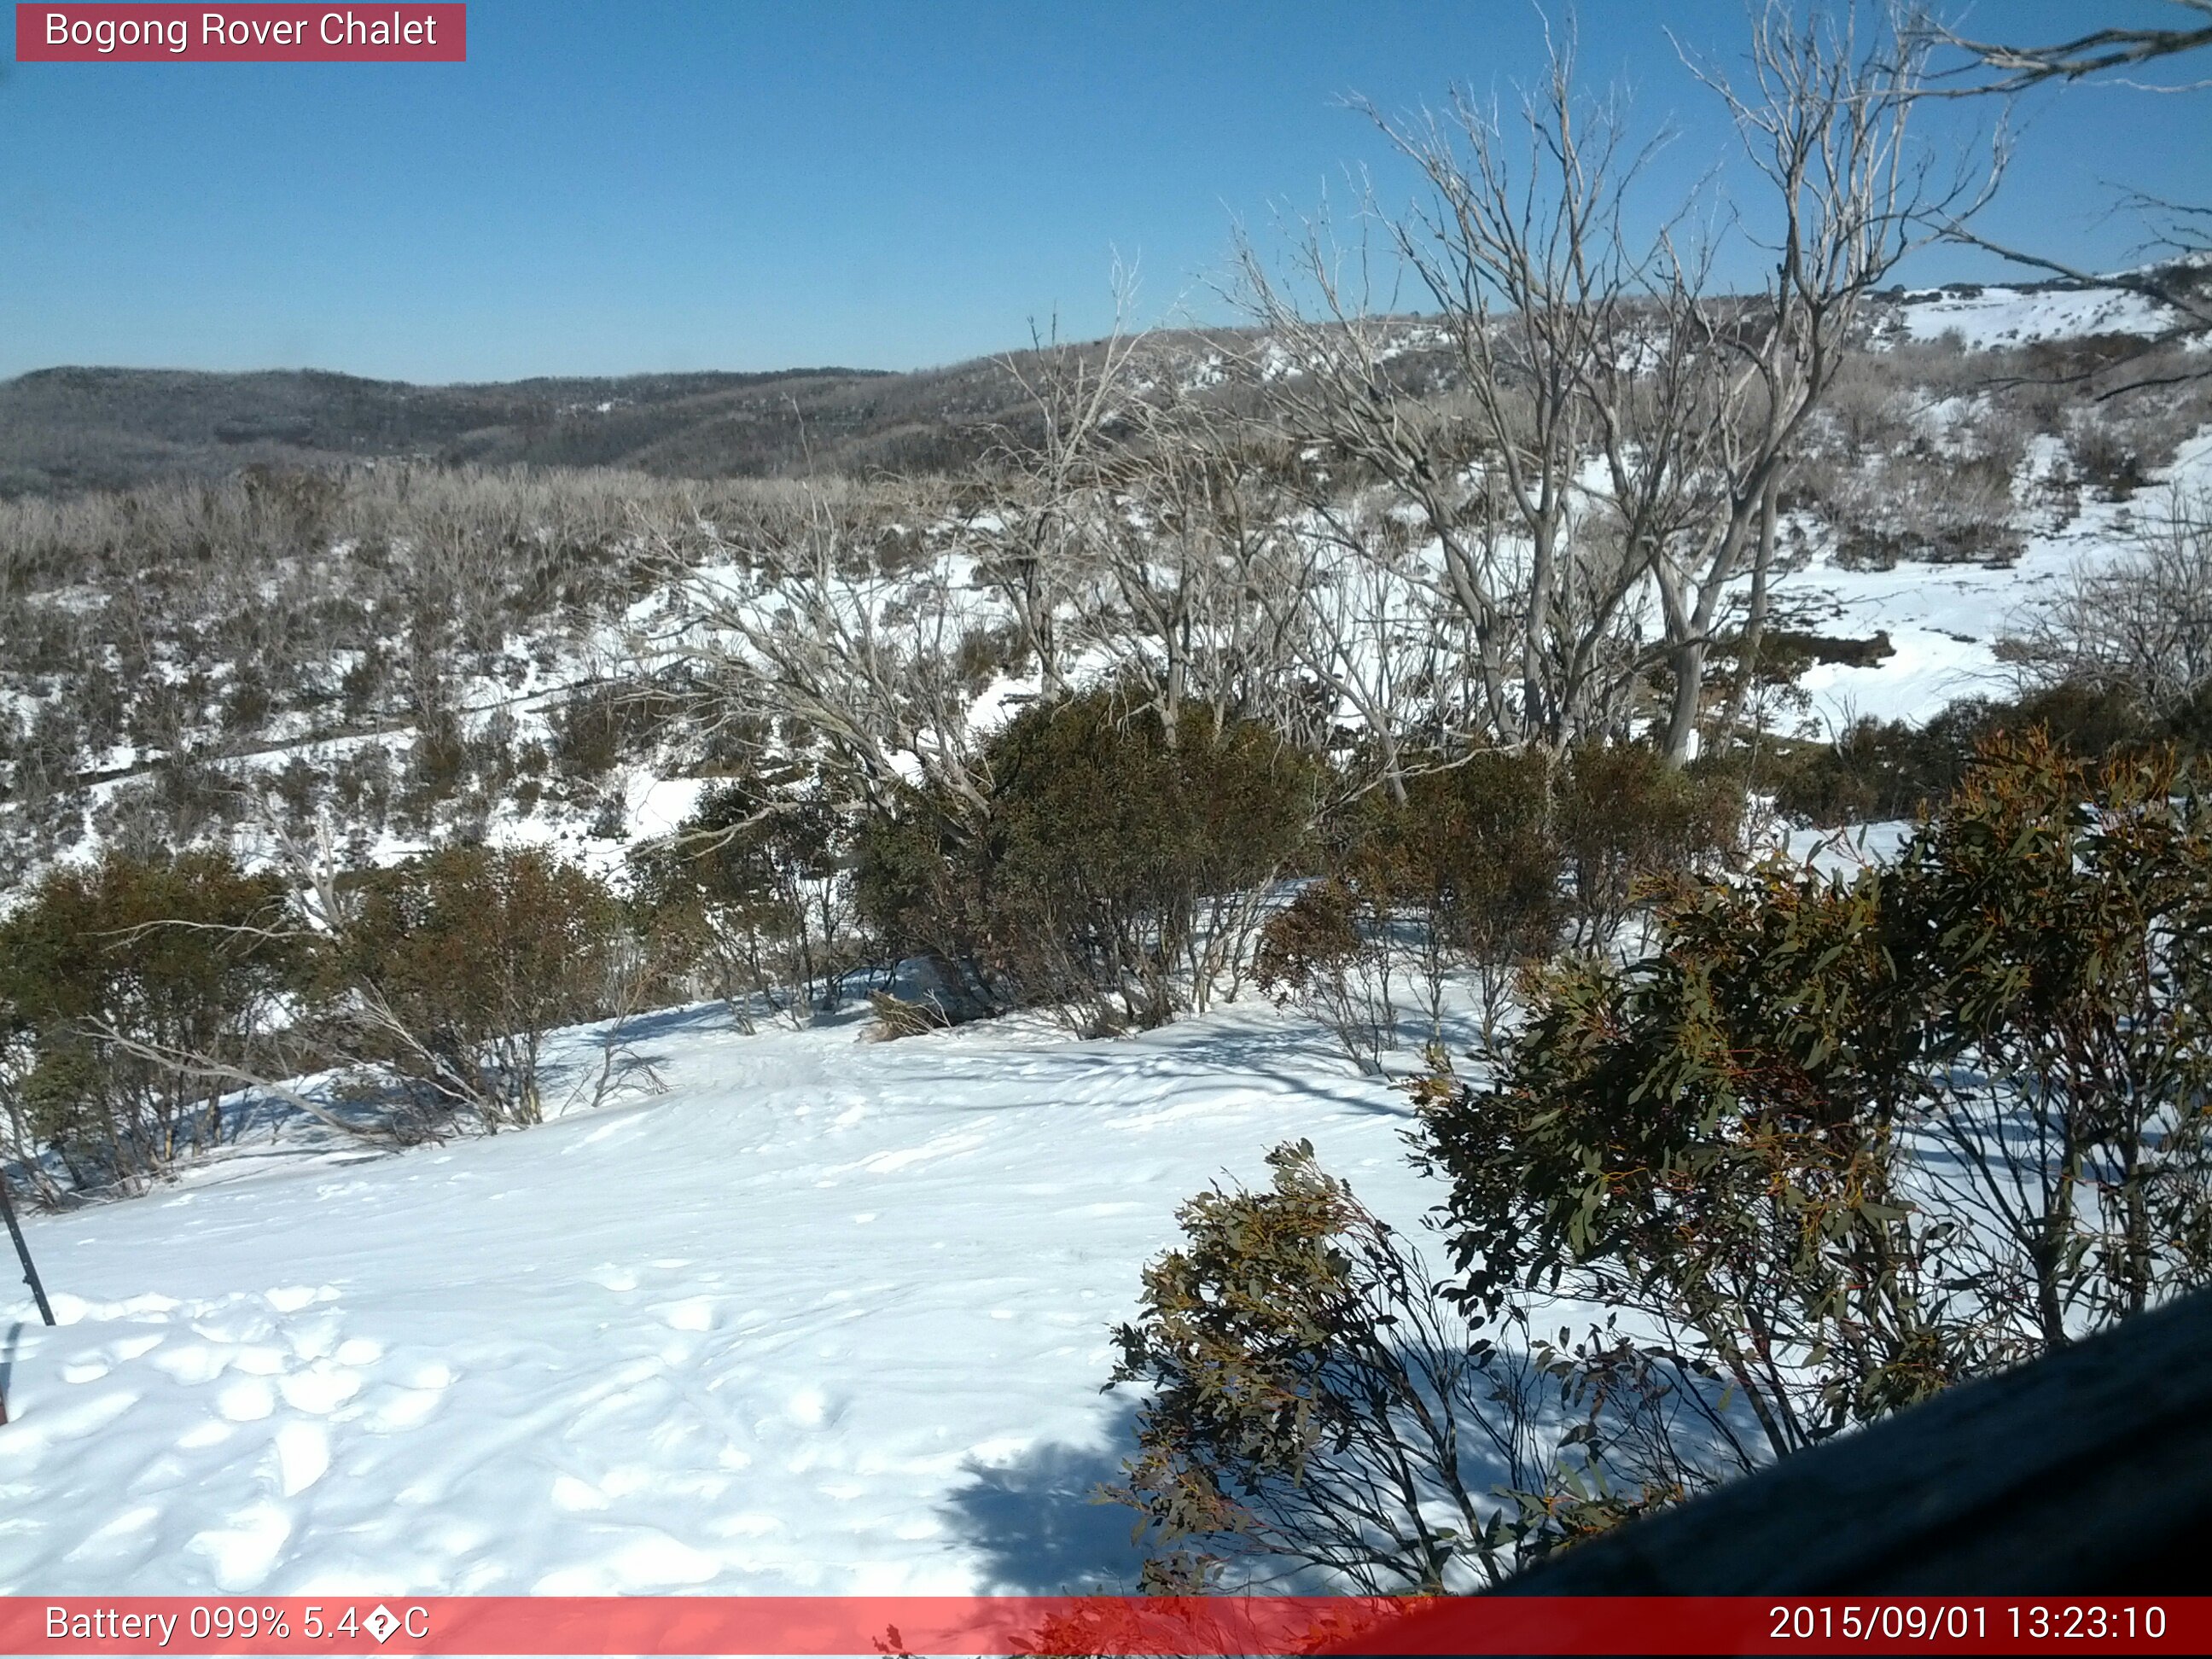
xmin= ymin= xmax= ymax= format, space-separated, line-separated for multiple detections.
xmin=2 ymin=1 xmax=2204 ymax=382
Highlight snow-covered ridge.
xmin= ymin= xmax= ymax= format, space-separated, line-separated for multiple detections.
xmin=1781 ymin=424 xmax=2212 ymax=731
xmin=1889 ymin=279 xmax=2191 ymax=350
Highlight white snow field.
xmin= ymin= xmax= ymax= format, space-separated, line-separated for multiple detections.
xmin=0 ymin=999 xmax=1435 ymax=1595
xmin=1893 ymin=281 xmax=2180 ymax=349
xmin=1777 ymin=427 xmax=2212 ymax=733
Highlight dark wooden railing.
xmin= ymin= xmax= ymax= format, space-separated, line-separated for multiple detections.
xmin=1383 ymin=1287 xmax=2212 ymax=1615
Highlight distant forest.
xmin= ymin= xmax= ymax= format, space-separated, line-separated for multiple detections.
xmin=0 ymin=353 xmax=1083 ymax=495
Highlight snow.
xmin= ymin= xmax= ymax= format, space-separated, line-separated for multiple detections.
xmin=0 ymin=999 xmax=1433 ymax=1595
xmin=1774 ymin=425 xmax=2212 ymax=732
xmin=1782 ymin=818 xmax=1918 ymax=876
xmin=1895 ymin=283 xmax=2178 ymax=349
xmin=626 ymin=777 xmax=712 ymax=846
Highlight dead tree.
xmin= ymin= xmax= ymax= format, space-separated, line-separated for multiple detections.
xmin=1935 ymin=2 xmax=2212 ymax=92
xmin=971 ymin=305 xmax=1146 ymax=703
xmin=1651 ymin=0 xmax=2004 ymax=762
xmin=654 ymin=480 xmax=1000 ymax=825
xmin=1234 ymin=33 xmax=1695 ymax=759
xmin=1084 ymin=385 xmax=1311 ymax=749
xmin=2001 ymin=489 xmax=2212 ymax=715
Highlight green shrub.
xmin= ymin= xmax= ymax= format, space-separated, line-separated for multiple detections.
xmin=550 ymin=686 xmax=623 ymax=780
xmin=1555 ymin=743 xmax=1742 ymax=945
xmin=859 ymin=692 xmax=1318 ymax=1033
xmin=1764 ymin=682 xmax=2212 ymax=827
xmin=1268 ymin=751 xmax=1567 ymax=1061
xmin=322 ymin=845 xmax=622 ymax=1127
xmin=402 ymin=705 xmax=470 ymax=819
xmin=550 ymin=681 xmax=680 ymax=783
xmin=629 ymin=771 xmax=860 ymax=1027
xmin=1253 ymin=877 xmax=1393 ymax=1070
xmin=0 ymin=850 xmax=296 ymax=1194
xmin=1115 ymin=733 xmax=2212 ymax=1588
xmin=1257 ymin=744 xmax=1738 ymax=1060
xmin=1107 ymin=1141 xmax=1561 ymax=1593
xmin=1761 ymin=700 xmax=2000 ymax=826
xmin=1424 ymin=729 xmax=2212 ymax=1512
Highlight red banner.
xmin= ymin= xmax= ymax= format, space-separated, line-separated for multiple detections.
xmin=0 ymin=1596 xmax=2203 ymax=1655
xmin=14 ymin=4 xmax=464 ymax=61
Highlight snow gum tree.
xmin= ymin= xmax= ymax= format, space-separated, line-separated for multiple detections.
xmin=1231 ymin=4 xmax=2003 ymax=767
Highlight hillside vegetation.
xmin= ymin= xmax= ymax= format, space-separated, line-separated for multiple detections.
xmin=6 ymin=2 xmax=2212 ymax=1600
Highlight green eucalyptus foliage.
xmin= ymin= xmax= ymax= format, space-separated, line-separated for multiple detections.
xmin=328 ymin=845 xmax=624 ymax=1126
xmin=1324 ymin=749 xmax=1567 ymax=968
xmin=859 ymin=690 xmax=1319 ymax=1031
xmin=0 ymin=851 xmax=295 ymax=1190
xmin=1423 ymin=729 xmax=2212 ymax=1470
xmin=1113 ymin=731 xmax=2212 ymax=1592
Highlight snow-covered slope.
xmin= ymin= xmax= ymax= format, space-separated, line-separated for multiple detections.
xmin=1893 ymin=282 xmax=2180 ymax=349
xmin=1775 ymin=426 xmax=2212 ymax=733
xmin=5 ymin=272 xmax=2209 ymax=1600
xmin=0 ymin=1000 xmax=1432 ymax=1596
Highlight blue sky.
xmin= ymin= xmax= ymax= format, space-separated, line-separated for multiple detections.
xmin=2 ymin=1 xmax=2205 ymax=381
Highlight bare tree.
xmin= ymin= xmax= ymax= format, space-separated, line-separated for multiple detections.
xmin=969 ymin=303 xmax=1145 ymax=703
xmin=1235 ymin=10 xmax=1998 ymax=768
xmin=2001 ymin=488 xmax=2212 ymax=716
xmin=1920 ymin=3 xmax=2212 ymax=388
xmin=1652 ymin=0 xmax=2005 ymax=761
xmin=1933 ymin=2 xmax=2212 ymax=92
xmin=652 ymin=480 xmax=1000 ymax=824
xmin=1233 ymin=37 xmax=1670 ymax=758
xmin=1371 ymin=47 xmax=1685 ymax=751
xmin=1257 ymin=495 xmax=1479 ymax=801
xmin=1084 ymin=381 xmax=1315 ymax=749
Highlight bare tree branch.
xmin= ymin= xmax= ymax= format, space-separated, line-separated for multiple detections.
xmin=1929 ymin=2 xmax=2212 ymax=93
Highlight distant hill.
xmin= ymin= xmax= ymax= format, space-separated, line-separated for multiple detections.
xmin=7 ymin=268 xmax=2200 ymax=498
xmin=0 ymin=358 xmax=1060 ymax=496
